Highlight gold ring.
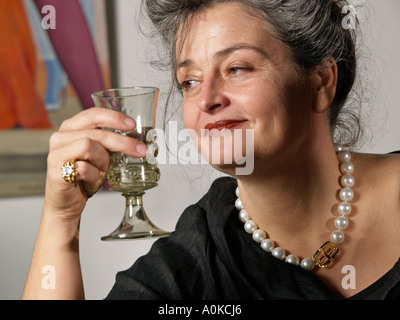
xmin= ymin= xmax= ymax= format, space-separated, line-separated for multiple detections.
xmin=61 ymin=161 xmax=78 ymax=184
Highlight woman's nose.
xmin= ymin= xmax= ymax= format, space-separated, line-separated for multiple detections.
xmin=196 ymin=78 xmax=230 ymax=113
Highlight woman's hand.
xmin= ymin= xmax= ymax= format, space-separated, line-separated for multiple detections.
xmin=23 ymin=107 xmax=148 ymax=300
xmin=44 ymin=107 xmax=147 ymax=221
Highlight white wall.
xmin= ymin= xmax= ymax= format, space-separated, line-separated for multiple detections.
xmin=0 ymin=0 xmax=399 ymax=300
xmin=354 ymin=0 xmax=400 ymax=153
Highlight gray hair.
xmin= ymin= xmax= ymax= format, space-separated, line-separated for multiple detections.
xmin=142 ymin=0 xmax=362 ymax=149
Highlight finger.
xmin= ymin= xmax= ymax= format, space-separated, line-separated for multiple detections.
xmin=59 ymin=108 xmax=136 ymax=132
xmin=50 ymin=137 xmax=111 ymax=173
xmin=73 ymin=160 xmax=104 ymax=185
xmin=60 ymin=160 xmax=105 ymax=186
xmin=48 ymin=143 xmax=109 ymax=201
xmin=47 ymin=159 xmax=106 ymax=210
xmin=74 ymin=160 xmax=108 ymax=197
xmin=50 ymin=128 xmax=147 ymax=160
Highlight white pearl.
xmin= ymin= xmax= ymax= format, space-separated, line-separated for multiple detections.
xmin=335 ymin=144 xmax=344 ymax=152
xmin=285 ymin=254 xmax=300 ymax=266
xmin=331 ymin=230 xmax=344 ymax=244
xmin=301 ymin=258 xmax=315 ymax=271
xmin=337 ymin=202 xmax=352 ymax=215
xmin=334 ymin=216 xmax=349 ymax=230
xmin=340 ymin=161 xmax=354 ymax=174
xmin=340 ymin=187 xmax=354 ymax=202
xmin=341 ymin=174 xmax=355 ymax=188
xmin=261 ymin=239 xmax=275 ymax=253
xmin=235 ymin=187 xmax=240 ymax=198
xmin=338 ymin=151 xmax=351 ymax=162
xmin=252 ymin=229 xmax=267 ymax=243
xmin=235 ymin=198 xmax=244 ymax=210
xmin=271 ymin=247 xmax=286 ymax=260
xmin=244 ymin=220 xmax=258 ymax=234
xmin=238 ymin=209 xmax=249 ymax=223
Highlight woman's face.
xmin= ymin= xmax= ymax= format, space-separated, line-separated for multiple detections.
xmin=176 ymin=3 xmax=317 ymax=175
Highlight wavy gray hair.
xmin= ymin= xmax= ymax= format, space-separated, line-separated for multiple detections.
xmin=142 ymin=0 xmax=361 ymax=148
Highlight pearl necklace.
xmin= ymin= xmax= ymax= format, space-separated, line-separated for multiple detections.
xmin=235 ymin=145 xmax=354 ymax=271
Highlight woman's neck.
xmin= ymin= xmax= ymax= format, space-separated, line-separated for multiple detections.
xmin=236 ymin=142 xmax=342 ymax=256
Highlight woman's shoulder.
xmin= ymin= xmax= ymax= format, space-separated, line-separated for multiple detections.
xmin=355 ymin=149 xmax=400 ymax=179
xmin=355 ymin=150 xmax=400 ymax=176
xmin=354 ymin=150 xmax=400 ymax=171
xmin=354 ymin=150 xmax=400 ymax=213
xmin=174 ymin=176 xmax=237 ymax=231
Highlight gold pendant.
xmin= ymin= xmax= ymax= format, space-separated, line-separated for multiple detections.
xmin=312 ymin=241 xmax=339 ymax=268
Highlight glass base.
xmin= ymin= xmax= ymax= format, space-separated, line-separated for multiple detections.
xmin=101 ymin=224 xmax=171 ymax=241
xmin=101 ymin=192 xmax=171 ymax=241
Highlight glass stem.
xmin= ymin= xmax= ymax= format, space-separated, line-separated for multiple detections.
xmin=123 ymin=191 xmax=147 ymax=224
xmin=124 ymin=191 xmax=144 ymax=206
xmin=123 ymin=191 xmax=165 ymax=233
xmin=101 ymin=191 xmax=170 ymax=240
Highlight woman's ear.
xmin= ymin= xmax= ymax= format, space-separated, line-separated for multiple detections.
xmin=312 ymin=59 xmax=338 ymax=113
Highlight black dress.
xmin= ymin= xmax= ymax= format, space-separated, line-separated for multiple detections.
xmin=106 ymin=176 xmax=400 ymax=300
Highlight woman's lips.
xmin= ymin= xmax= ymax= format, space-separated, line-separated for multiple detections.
xmin=203 ymin=120 xmax=247 ymax=137
xmin=205 ymin=120 xmax=247 ymax=131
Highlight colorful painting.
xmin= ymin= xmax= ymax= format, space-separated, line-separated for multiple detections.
xmin=0 ymin=0 xmax=113 ymax=197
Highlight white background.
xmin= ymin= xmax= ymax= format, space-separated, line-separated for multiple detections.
xmin=0 ymin=0 xmax=399 ymax=300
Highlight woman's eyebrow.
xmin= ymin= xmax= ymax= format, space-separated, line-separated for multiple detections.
xmin=177 ymin=44 xmax=268 ymax=71
xmin=177 ymin=59 xmax=195 ymax=71
xmin=214 ymin=44 xmax=269 ymax=60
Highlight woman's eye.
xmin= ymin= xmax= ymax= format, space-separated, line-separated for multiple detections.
xmin=228 ymin=66 xmax=251 ymax=75
xmin=230 ymin=67 xmax=242 ymax=74
xmin=180 ymin=80 xmax=198 ymax=91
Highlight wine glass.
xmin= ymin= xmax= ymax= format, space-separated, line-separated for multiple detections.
xmin=91 ymin=87 xmax=170 ymax=240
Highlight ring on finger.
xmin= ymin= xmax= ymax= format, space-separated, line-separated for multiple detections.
xmin=61 ymin=161 xmax=79 ymax=184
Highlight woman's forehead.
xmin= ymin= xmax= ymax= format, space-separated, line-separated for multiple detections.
xmin=176 ymin=3 xmax=279 ymax=61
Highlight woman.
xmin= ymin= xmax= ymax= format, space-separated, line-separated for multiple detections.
xmin=23 ymin=0 xmax=400 ymax=300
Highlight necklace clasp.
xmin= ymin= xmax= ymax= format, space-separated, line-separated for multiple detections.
xmin=312 ymin=241 xmax=340 ymax=268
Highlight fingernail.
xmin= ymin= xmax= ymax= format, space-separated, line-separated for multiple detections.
xmin=124 ymin=117 xmax=135 ymax=128
xmin=136 ymin=143 xmax=147 ymax=156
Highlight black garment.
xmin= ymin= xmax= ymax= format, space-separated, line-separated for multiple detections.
xmin=106 ymin=176 xmax=400 ymax=300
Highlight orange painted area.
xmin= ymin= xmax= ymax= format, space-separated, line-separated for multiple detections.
xmin=0 ymin=0 xmax=52 ymax=130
